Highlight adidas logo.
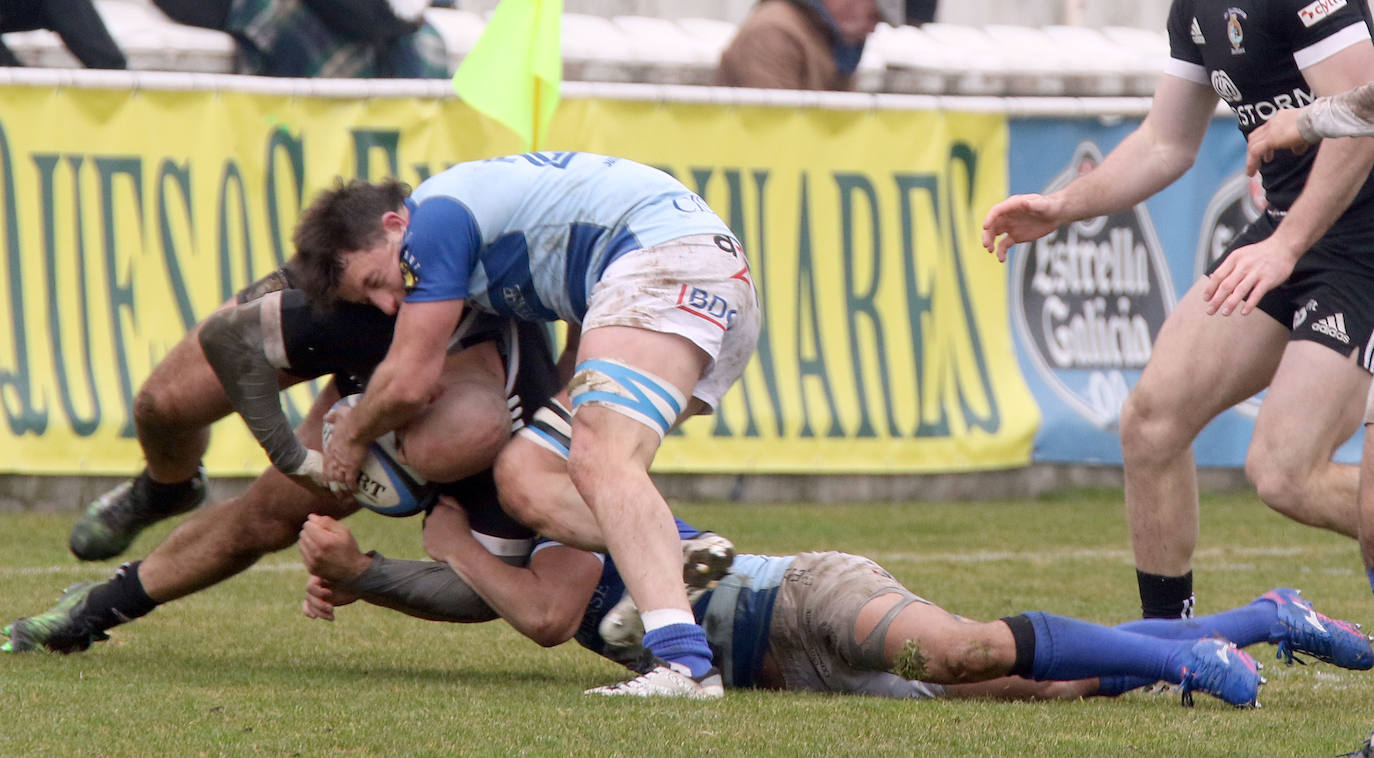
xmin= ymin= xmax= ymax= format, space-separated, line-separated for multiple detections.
xmin=1303 ymin=607 xmax=1327 ymax=632
xmin=1311 ymin=313 xmax=1351 ymax=344
xmin=1191 ymin=17 xmax=1205 ymax=44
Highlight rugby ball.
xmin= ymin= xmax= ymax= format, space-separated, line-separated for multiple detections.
xmin=321 ymin=394 xmax=436 ymax=517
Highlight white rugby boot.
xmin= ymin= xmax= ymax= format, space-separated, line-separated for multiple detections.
xmin=585 ymin=660 xmax=724 ymax=699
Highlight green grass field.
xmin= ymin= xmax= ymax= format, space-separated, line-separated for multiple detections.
xmin=1 ymin=489 xmax=1371 ymax=756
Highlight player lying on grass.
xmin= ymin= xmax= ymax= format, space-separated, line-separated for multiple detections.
xmin=295 ymin=400 xmax=1374 ymax=707
xmin=1 ymin=264 xmax=559 ymax=652
xmin=301 ymin=498 xmax=1372 ymax=709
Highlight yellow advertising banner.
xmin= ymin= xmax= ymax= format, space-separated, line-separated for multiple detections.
xmin=0 ymin=85 xmax=1037 ymax=475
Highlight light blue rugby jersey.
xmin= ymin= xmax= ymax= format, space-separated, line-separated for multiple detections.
xmin=400 ymin=151 xmax=736 ymax=324
xmin=556 ymin=517 xmax=794 ymax=689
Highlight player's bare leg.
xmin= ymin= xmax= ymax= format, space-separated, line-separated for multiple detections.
xmin=944 ymin=678 xmax=1100 ymax=700
xmin=1121 ymin=280 xmax=1287 ymax=616
xmin=1244 ymin=341 xmax=1367 ymax=535
xmin=94 ymin=333 xmax=509 ymax=600
xmin=569 ymin=326 xmax=721 ymax=698
xmin=132 ymin=324 xmax=229 ymax=483
xmin=137 ymin=383 xmax=345 ymax=601
xmin=69 ymin=321 xmax=305 ymax=561
xmin=1359 ymin=421 xmax=1374 ymax=600
xmin=495 ymin=394 xmax=605 ymax=551
xmin=859 ymin=593 xmax=1262 ymax=706
xmin=5 ymin=386 xmax=353 ymax=653
xmin=857 ymin=594 xmax=1016 ymax=683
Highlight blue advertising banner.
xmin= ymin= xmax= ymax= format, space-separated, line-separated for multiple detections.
xmin=1005 ymin=116 xmax=1361 ymax=465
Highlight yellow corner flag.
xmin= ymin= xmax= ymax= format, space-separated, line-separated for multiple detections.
xmin=452 ymin=0 xmax=563 ymax=152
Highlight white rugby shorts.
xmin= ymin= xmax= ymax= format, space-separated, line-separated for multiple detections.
xmin=581 ymin=233 xmax=761 ymax=411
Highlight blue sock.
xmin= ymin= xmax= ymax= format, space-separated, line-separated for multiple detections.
xmin=1114 ymin=599 xmax=1275 ymax=647
xmin=642 ymin=623 xmax=714 ymax=679
xmin=1026 ymin=611 xmax=1192 ymax=684
xmin=1096 ymin=675 xmax=1156 ymax=697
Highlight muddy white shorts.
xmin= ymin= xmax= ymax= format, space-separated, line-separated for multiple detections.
xmin=582 ymin=233 xmax=761 ymax=411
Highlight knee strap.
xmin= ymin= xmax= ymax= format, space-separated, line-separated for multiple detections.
xmin=849 ymin=591 xmax=925 ymax=670
xmin=517 ymin=397 xmax=574 ymax=460
xmin=569 ymin=359 xmax=685 ymax=440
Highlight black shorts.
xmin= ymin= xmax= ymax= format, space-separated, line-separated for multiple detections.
xmin=236 ymin=267 xmax=507 ymax=390
xmin=272 ymin=288 xmax=512 ymax=394
xmin=1212 ymin=212 xmax=1374 ymax=372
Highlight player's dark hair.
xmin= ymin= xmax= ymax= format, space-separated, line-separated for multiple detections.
xmin=292 ymin=177 xmax=411 ymax=307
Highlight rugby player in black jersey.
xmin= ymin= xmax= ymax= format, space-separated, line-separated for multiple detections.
xmin=984 ymin=0 xmax=1374 ymax=620
xmin=1 ymin=259 xmax=551 ymax=653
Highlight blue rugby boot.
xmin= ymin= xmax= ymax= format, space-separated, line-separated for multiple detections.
xmin=1177 ymin=638 xmax=1263 ymax=708
xmin=2 ymin=582 xmax=109 ymax=654
xmin=1255 ymin=588 xmax=1374 ymax=670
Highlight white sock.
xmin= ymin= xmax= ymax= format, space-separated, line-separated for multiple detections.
xmin=640 ymin=608 xmax=696 ymax=633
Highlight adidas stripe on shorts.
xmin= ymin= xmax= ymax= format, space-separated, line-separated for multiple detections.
xmin=1212 ymin=212 xmax=1374 ymax=372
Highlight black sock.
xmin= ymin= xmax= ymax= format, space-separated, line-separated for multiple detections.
xmin=1136 ymin=569 xmax=1195 ymax=619
xmin=81 ymin=561 xmax=159 ymax=632
xmin=1001 ymin=614 xmax=1037 ymax=679
xmin=136 ymin=468 xmax=202 ymax=515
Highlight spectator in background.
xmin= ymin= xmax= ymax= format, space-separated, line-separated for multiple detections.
xmin=905 ymin=0 xmax=936 ymax=25
xmin=0 ymin=0 xmax=127 ymax=69
xmin=154 ymin=0 xmax=446 ymax=78
xmin=715 ymin=0 xmax=903 ymax=91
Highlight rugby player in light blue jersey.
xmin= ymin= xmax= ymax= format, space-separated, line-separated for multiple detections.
xmin=291 ymin=152 xmax=761 ymax=698
xmin=299 ymin=490 xmax=1369 ymax=709
xmin=296 ymin=398 xmax=1372 ymax=709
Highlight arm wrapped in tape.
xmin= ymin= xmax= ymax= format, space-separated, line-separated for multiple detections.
xmin=197 ymin=295 xmax=311 ymax=476
xmin=333 ymin=551 xmax=502 ymax=623
xmin=1300 ymin=83 xmax=1374 ymax=141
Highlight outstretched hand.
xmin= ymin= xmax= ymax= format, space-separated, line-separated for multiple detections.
xmin=981 ymin=194 xmax=1065 ymax=262
xmin=1245 ymin=109 xmax=1312 ymax=176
